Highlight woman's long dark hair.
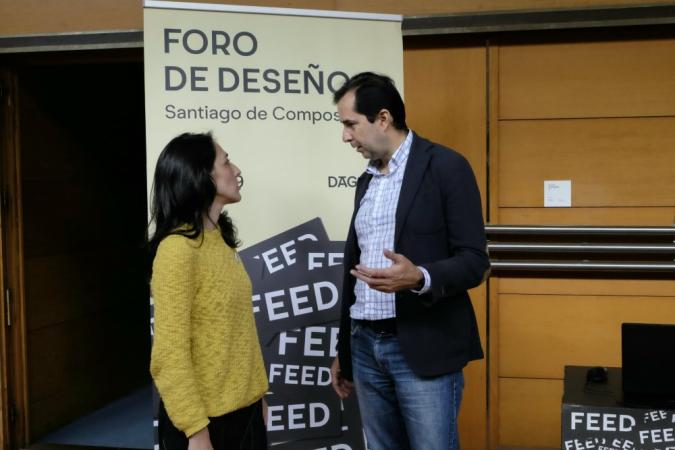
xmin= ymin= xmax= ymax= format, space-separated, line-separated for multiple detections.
xmin=148 ymin=132 xmax=240 ymax=263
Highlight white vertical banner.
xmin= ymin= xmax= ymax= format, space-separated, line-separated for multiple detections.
xmin=144 ymin=2 xmax=402 ymax=448
xmin=144 ymin=0 xmax=403 ymax=245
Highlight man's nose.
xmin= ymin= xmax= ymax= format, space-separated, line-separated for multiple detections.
xmin=342 ymin=128 xmax=351 ymax=143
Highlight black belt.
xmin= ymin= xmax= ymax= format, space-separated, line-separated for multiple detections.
xmin=355 ymin=318 xmax=397 ymax=335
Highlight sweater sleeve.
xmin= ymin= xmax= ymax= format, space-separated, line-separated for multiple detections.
xmin=150 ymin=235 xmax=210 ymax=437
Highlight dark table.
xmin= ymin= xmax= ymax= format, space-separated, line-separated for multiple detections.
xmin=562 ymin=366 xmax=675 ymax=450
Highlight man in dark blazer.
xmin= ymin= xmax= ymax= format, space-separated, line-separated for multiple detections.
xmin=330 ymin=72 xmax=490 ymax=450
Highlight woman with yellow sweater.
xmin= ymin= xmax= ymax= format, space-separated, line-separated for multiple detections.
xmin=148 ymin=133 xmax=268 ymax=450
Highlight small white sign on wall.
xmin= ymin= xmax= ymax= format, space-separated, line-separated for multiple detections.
xmin=544 ymin=180 xmax=572 ymax=207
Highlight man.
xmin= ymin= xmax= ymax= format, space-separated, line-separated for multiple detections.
xmin=330 ymin=72 xmax=490 ymax=450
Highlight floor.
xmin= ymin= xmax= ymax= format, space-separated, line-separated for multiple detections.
xmin=36 ymin=386 xmax=154 ymax=450
xmin=30 ymin=388 xmax=561 ymax=450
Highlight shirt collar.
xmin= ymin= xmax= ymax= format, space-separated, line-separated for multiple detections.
xmin=365 ymin=130 xmax=413 ymax=176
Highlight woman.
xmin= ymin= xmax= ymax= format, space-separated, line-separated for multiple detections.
xmin=148 ymin=132 xmax=268 ymax=450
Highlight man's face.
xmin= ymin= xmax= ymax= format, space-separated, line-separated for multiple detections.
xmin=336 ymin=90 xmax=387 ymax=161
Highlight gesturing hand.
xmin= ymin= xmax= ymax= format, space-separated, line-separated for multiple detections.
xmin=350 ymin=249 xmax=423 ymax=293
xmin=330 ymin=357 xmax=353 ymax=399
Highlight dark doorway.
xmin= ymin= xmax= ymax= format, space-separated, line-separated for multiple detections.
xmin=1 ymin=49 xmax=150 ymax=449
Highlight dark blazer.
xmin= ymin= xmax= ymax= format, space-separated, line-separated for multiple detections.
xmin=337 ymin=133 xmax=490 ymax=380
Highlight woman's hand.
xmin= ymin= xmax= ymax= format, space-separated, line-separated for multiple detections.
xmin=188 ymin=427 xmax=213 ymax=450
xmin=262 ymin=397 xmax=268 ymax=427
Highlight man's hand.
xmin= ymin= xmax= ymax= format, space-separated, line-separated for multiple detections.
xmin=188 ymin=427 xmax=213 ymax=450
xmin=351 ymin=249 xmax=423 ymax=293
xmin=330 ymin=357 xmax=353 ymax=399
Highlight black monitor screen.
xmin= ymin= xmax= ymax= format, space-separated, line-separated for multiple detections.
xmin=622 ymin=323 xmax=675 ymax=400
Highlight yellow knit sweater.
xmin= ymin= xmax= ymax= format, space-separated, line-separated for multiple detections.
xmin=150 ymin=228 xmax=268 ymax=437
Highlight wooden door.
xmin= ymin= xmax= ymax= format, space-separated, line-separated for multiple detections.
xmin=0 ymin=68 xmax=29 ymax=450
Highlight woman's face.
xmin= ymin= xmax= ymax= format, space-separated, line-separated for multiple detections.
xmin=211 ymin=143 xmax=242 ymax=205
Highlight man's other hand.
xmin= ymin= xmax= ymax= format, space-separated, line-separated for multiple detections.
xmin=330 ymin=357 xmax=354 ymax=399
xmin=350 ymin=249 xmax=423 ymax=293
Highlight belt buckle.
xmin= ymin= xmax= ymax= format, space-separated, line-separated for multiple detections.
xmin=374 ymin=319 xmax=394 ymax=335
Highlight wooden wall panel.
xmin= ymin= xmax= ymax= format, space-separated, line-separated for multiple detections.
xmin=28 ymin=319 xmax=109 ymax=404
xmin=1 ymin=0 xmax=672 ymax=35
xmin=24 ymin=255 xmax=105 ymax=332
xmin=499 ymin=39 xmax=675 ymax=119
xmin=498 ymin=118 xmax=675 ymax=207
xmin=492 ymin=32 xmax=675 ymax=450
xmin=339 ymin=0 xmax=675 ymax=15
xmin=404 ymin=44 xmax=488 ymax=214
xmin=21 ymin=181 xmax=114 ymax=258
xmin=499 ymin=294 xmax=675 ymax=379
xmin=499 ymin=378 xmax=563 ymax=448
xmin=24 ymin=249 xmax=145 ymax=332
xmin=460 ymin=286 xmax=487 ymax=449
xmin=499 ymin=278 xmax=675 ymax=297
xmin=404 ymin=44 xmax=489 ymax=450
xmin=487 ymin=278 xmax=502 ymax=450
xmin=498 ymin=206 xmax=675 ymax=225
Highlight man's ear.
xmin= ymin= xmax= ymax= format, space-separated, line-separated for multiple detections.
xmin=377 ymin=108 xmax=393 ymax=128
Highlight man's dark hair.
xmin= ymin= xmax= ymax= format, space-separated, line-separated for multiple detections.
xmin=333 ymin=72 xmax=407 ymax=131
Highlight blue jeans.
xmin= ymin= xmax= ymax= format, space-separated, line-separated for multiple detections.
xmin=350 ymin=321 xmax=464 ymax=450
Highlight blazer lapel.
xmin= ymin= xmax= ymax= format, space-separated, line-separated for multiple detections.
xmin=395 ymin=133 xmax=431 ymax=248
xmin=354 ymin=171 xmax=372 ymax=210
xmin=345 ymin=171 xmax=372 ymax=267
xmin=346 ymin=171 xmax=372 ymax=235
